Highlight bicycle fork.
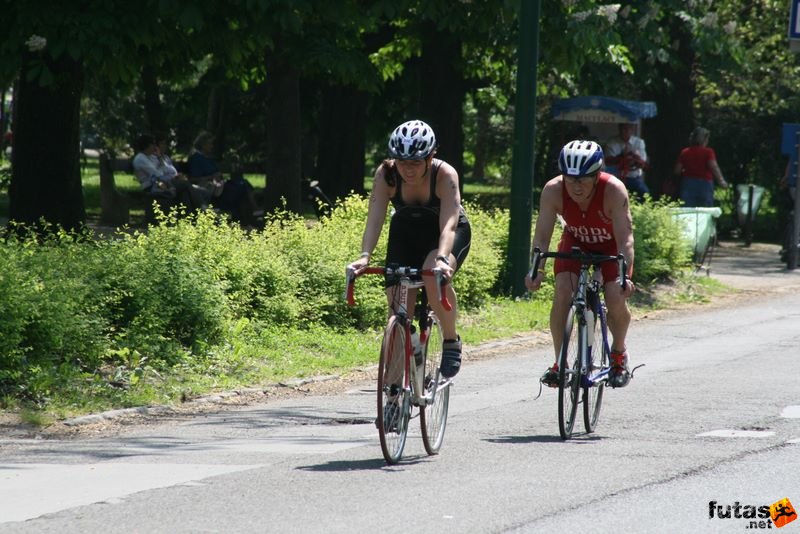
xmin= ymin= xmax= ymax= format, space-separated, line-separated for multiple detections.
xmin=584 ymin=297 xmax=610 ymax=387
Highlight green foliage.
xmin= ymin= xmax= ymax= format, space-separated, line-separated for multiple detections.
xmin=0 ymin=188 xmax=691 ymax=410
xmin=630 ymin=197 xmax=693 ymax=283
xmin=455 ymin=202 xmax=509 ymax=301
xmin=102 ymin=213 xmax=231 ymax=360
xmin=0 ymin=227 xmax=111 ymax=401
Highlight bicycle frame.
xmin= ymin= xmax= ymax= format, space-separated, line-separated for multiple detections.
xmin=386 ymin=275 xmax=436 ymax=406
xmin=346 ymin=265 xmax=452 ymax=406
xmin=580 ymin=271 xmax=611 ymax=388
xmin=529 ymin=246 xmax=627 ymax=438
xmin=529 ymin=247 xmax=626 ymax=381
xmin=346 ymin=264 xmax=453 ymax=462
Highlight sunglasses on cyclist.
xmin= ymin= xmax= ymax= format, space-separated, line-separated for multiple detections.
xmin=564 ymin=174 xmax=597 ymax=185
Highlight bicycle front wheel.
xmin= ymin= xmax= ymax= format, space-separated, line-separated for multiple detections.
xmin=377 ymin=316 xmax=410 ymax=464
xmin=558 ymin=306 xmax=581 ymax=440
xmin=584 ymin=306 xmax=607 ymax=433
xmin=420 ymin=313 xmax=449 ymax=455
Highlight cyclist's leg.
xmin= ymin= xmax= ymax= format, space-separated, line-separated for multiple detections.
xmin=424 ymin=257 xmax=460 ymax=378
xmin=542 ymin=265 xmax=579 ymax=386
xmin=602 ymin=271 xmax=632 ymax=387
xmin=384 ymin=215 xmax=421 ymax=318
xmin=550 ymin=271 xmax=578 ymax=355
xmin=424 ymin=222 xmax=471 ymax=379
xmin=423 ymin=257 xmax=457 ymax=339
xmin=602 ymin=283 xmax=630 ymax=352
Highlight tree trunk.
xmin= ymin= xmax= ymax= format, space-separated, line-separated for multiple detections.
xmin=642 ymin=19 xmax=696 ymax=199
xmin=0 ymin=87 xmax=8 ymax=163
xmin=263 ymin=50 xmax=302 ymax=213
xmin=314 ymin=84 xmax=367 ymax=201
xmin=418 ymin=24 xmax=466 ymax=194
xmin=206 ymin=83 xmax=227 ymax=158
xmin=472 ymin=100 xmax=491 ymax=182
xmin=9 ymin=52 xmax=85 ymax=231
xmin=141 ymin=64 xmax=165 ymax=135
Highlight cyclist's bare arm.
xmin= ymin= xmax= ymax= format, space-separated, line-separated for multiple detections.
xmin=351 ymin=166 xmax=392 ymax=269
xmin=605 ymin=178 xmax=635 ymax=294
xmin=525 ymin=178 xmax=561 ymax=291
xmin=435 ymin=161 xmax=461 ymax=277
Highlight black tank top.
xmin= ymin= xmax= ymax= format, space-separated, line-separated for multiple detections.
xmin=390 ymin=159 xmax=467 ymax=224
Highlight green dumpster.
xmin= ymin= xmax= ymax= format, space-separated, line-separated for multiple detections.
xmin=669 ymin=207 xmax=723 ymax=265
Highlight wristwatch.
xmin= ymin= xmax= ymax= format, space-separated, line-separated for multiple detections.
xmin=436 ymin=255 xmax=450 ymax=265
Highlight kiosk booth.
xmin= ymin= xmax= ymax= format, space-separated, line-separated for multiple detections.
xmin=550 ymin=95 xmax=657 ymax=141
xmin=550 ymin=95 xmax=658 ymax=178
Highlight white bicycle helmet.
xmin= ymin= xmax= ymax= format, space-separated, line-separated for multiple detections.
xmin=558 ymin=140 xmax=604 ymax=177
xmin=387 ymin=120 xmax=437 ymax=160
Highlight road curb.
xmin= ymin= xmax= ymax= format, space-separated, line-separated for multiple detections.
xmin=59 ymin=338 xmax=548 ymax=428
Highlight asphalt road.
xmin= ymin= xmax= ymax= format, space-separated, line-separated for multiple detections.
xmin=1 ymin=241 xmax=799 ymax=533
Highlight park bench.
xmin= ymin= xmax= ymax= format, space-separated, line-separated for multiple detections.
xmin=98 ymin=153 xmax=264 ymax=226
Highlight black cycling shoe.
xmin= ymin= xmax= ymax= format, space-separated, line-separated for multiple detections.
xmin=440 ymin=337 xmax=462 ymax=379
xmin=540 ymin=365 xmax=559 ymax=388
xmin=608 ymin=351 xmax=631 ymax=388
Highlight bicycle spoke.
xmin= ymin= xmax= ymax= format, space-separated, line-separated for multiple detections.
xmin=420 ymin=313 xmax=449 ymax=455
xmin=558 ymin=307 xmax=580 ymax=440
xmin=377 ymin=318 xmax=409 ymax=464
xmin=584 ymin=304 xmax=607 ymax=433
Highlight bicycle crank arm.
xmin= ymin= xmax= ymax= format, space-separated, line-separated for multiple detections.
xmin=585 ymin=368 xmax=610 ymax=386
xmin=422 ymin=377 xmax=452 ymax=405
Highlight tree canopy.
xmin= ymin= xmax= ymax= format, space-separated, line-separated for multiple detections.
xmin=1 ymin=0 xmax=798 ymax=228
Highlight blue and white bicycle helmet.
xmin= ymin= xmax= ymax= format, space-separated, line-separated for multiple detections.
xmin=388 ymin=120 xmax=437 ymax=160
xmin=558 ymin=140 xmax=604 ymax=177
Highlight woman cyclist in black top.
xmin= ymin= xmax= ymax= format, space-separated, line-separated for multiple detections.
xmin=349 ymin=120 xmax=471 ymax=378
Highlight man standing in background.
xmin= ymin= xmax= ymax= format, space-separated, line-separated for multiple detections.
xmin=605 ymin=122 xmax=650 ymax=200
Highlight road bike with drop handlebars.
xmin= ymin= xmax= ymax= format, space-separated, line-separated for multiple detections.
xmin=529 ymin=247 xmax=644 ymax=440
xmin=345 ymin=264 xmax=453 ymax=464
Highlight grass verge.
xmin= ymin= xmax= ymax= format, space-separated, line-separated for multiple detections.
xmin=2 ymin=271 xmax=727 ymax=422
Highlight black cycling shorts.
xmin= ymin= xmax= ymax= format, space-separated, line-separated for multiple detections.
xmin=384 ymin=214 xmax=471 ymax=287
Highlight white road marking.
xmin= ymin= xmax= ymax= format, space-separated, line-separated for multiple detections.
xmin=696 ymin=429 xmax=775 ymax=438
xmin=780 ymin=405 xmax=800 ymax=418
xmin=0 ymin=463 xmax=258 ymax=523
xmin=0 ymin=424 xmax=379 ymax=524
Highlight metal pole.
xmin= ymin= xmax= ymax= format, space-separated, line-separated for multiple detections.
xmin=790 ymin=135 xmax=800 ymax=269
xmin=745 ymin=184 xmax=754 ymax=247
xmin=507 ymin=0 xmax=541 ymax=296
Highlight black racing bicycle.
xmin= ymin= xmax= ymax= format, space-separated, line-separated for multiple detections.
xmin=530 ymin=247 xmax=642 ymax=440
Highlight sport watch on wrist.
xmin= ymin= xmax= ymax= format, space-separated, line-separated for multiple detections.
xmin=435 ymin=255 xmax=450 ymax=265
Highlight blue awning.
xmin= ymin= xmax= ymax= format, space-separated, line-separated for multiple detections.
xmin=551 ymin=96 xmax=658 ymax=123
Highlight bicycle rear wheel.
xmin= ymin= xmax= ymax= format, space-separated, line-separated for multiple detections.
xmin=377 ymin=316 xmax=410 ymax=464
xmin=583 ymin=305 xmax=607 ymax=433
xmin=558 ymin=306 xmax=581 ymax=440
xmin=420 ymin=312 xmax=449 ymax=455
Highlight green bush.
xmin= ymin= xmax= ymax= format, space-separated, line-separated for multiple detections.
xmin=630 ymin=197 xmax=693 ymax=282
xmin=0 ymin=228 xmax=111 ymax=400
xmin=453 ymin=202 xmax=508 ymax=306
xmin=0 ymin=193 xmax=690 ymax=407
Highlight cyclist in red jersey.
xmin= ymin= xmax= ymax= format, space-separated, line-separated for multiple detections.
xmin=524 ymin=140 xmax=636 ymax=388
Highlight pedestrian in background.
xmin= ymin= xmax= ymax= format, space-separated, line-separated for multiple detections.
xmin=605 ymin=122 xmax=650 ymax=200
xmin=674 ymin=126 xmax=728 ymax=207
